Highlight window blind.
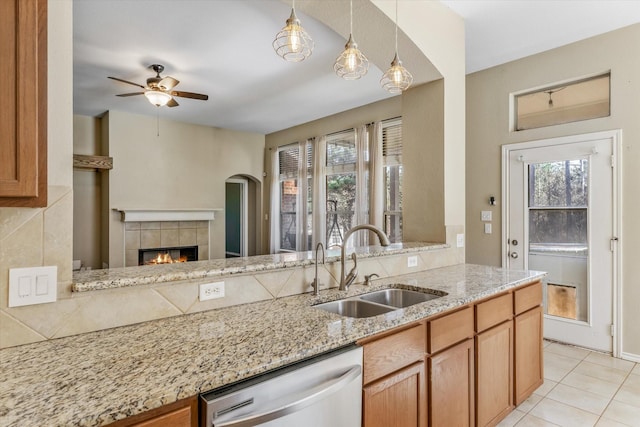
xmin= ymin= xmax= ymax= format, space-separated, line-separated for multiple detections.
xmin=279 ymin=145 xmax=300 ymax=178
xmin=382 ymin=119 xmax=402 ymax=166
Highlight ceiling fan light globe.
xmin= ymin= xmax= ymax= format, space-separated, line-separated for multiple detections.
xmin=144 ymin=90 xmax=172 ymax=107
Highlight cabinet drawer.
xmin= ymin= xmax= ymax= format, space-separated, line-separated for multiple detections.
xmin=428 ymin=306 xmax=474 ymax=354
xmin=362 ymin=323 xmax=426 ymax=385
xmin=476 ymin=293 xmax=512 ymax=332
xmin=514 ymin=282 xmax=542 ymax=315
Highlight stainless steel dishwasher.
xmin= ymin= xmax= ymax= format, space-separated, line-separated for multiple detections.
xmin=200 ymin=345 xmax=363 ymax=427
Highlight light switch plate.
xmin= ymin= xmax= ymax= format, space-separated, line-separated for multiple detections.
xmin=484 ymin=223 xmax=492 ymax=234
xmin=481 ymin=211 xmax=492 ymax=221
xmin=9 ymin=266 xmax=57 ymax=307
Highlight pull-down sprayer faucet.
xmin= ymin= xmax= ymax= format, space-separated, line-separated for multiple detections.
xmin=339 ymin=224 xmax=390 ymax=291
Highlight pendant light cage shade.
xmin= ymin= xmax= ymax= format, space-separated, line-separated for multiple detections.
xmin=334 ymin=35 xmax=369 ymax=80
xmin=273 ymin=9 xmax=314 ymax=62
xmin=144 ymin=90 xmax=172 ymax=107
xmin=381 ymin=54 xmax=413 ymax=94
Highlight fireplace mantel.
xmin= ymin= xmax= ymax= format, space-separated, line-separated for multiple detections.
xmin=115 ymin=208 xmax=222 ymax=222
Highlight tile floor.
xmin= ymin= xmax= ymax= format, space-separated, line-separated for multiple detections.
xmin=498 ymin=340 xmax=640 ymax=427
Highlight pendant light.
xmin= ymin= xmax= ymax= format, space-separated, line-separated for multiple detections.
xmin=144 ymin=90 xmax=172 ymax=107
xmin=380 ymin=0 xmax=413 ymax=93
xmin=334 ymin=0 xmax=369 ymax=80
xmin=273 ymin=0 xmax=314 ymax=62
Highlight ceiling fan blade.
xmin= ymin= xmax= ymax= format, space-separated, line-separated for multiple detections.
xmin=116 ymin=92 xmax=145 ymax=97
xmin=159 ymin=76 xmax=179 ymax=91
xmin=171 ymin=91 xmax=209 ymax=101
xmin=108 ymin=76 xmax=145 ymax=89
xmin=167 ymin=98 xmax=179 ymax=107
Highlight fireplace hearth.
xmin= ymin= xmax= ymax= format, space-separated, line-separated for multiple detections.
xmin=139 ymin=246 xmax=198 ymax=265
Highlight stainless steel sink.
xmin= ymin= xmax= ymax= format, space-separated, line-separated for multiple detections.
xmin=359 ymin=288 xmax=442 ymax=308
xmin=313 ymin=286 xmax=446 ymax=318
xmin=313 ymin=299 xmax=395 ymax=318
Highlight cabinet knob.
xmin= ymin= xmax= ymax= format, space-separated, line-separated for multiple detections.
xmin=510 ymin=252 xmax=519 ymax=259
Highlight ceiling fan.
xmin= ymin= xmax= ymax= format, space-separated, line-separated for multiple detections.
xmin=108 ymin=64 xmax=209 ymax=107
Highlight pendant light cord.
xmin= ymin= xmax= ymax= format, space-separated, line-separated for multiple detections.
xmin=350 ymin=0 xmax=353 ymax=35
xmin=395 ymin=0 xmax=399 ymax=53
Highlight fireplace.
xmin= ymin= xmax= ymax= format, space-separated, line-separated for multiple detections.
xmin=139 ymin=246 xmax=198 ymax=266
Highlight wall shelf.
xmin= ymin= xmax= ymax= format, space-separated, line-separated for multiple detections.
xmin=73 ymin=154 xmax=113 ymax=171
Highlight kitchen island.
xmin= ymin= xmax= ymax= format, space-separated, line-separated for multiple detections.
xmin=0 ymin=264 xmax=544 ymax=426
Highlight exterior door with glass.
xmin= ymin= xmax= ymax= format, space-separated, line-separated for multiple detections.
xmin=504 ymin=131 xmax=618 ymax=352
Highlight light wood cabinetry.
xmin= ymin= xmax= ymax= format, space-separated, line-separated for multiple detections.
xmin=427 ymin=307 xmax=475 ymax=427
xmin=475 ymin=292 xmax=514 ymax=427
xmin=428 ymin=338 xmax=475 ymax=427
xmin=363 ymin=361 xmax=426 ymax=427
xmin=0 ymin=0 xmax=48 ymax=207
xmin=360 ymin=322 xmax=427 ymax=427
xmin=360 ymin=280 xmax=543 ymax=427
xmin=108 ymin=396 xmax=198 ymax=427
xmin=514 ymin=305 xmax=544 ymax=405
xmin=476 ymin=319 xmax=514 ymax=426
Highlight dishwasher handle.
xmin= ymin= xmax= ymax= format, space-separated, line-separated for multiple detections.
xmin=214 ymin=365 xmax=361 ymax=427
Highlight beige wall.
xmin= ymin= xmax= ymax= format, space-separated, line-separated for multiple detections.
xmin=73 ymin=115 xmax=103 ymax=269
xmin=0 ymin=0 xmax=74 ymax=347
xmin=465 ymin=24 xmax=640 ymax=358
xmin=104 ymin=111 xmax=265 ymax=266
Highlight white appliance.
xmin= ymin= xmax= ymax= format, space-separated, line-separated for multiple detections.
xmin=200 ymin=345 xmax=363 ymax=427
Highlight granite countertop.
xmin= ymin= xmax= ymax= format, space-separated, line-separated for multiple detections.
xmin=0 ymin=264 xmax=545 ymax=426
xmin=72 ymin=242 xmax=447 ymax=292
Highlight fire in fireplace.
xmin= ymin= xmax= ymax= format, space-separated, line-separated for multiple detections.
xmin=138 ymin=246 xmax=198 ymax=266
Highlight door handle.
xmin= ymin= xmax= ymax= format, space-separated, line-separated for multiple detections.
xmin=510 ymin=252 xmax=518 ymax=259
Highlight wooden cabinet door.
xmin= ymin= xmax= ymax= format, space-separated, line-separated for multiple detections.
xmin=476 ymin=321 xmax=514 ymax=427
xmin=428 ymin=338 xmax=474 ymax=427
xmin=108 ymin=396 xmax=198 ymax=427
xmin=0 ymin=0 xmax=47 ymax=207
xmin=514 ymin=306 xmax=544 ymax=405
xmin=363 ymin=361 xmax=427 ymax=427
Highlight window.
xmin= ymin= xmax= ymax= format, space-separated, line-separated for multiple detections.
xmin=326 ymin=129 xmax=359 ymax=247
xmin=528 ymin=159 xmax=588 ymax=249
xmin=514 ymin=73 xmax=610 ymax=131
xmin=277 ymin=142 xmax=313 ymax=252
xmin=382 ymin=119 xmax=403 ymax=243
xmin=272 ymin=118 xmax=403 ymax=253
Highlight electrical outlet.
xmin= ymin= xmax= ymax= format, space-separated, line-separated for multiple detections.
xmin=456 ymin=234 xmax=464 ymax=248
xmin=407 ymin=255 xmax=418 ymax=268
xmin=199 ymin=281 xmax=225 ymax=301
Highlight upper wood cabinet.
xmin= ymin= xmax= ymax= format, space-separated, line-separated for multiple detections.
xmin=0 ymin=0 xmax=47 ymax=207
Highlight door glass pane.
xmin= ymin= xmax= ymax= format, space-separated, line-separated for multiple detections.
xmin=527 ymin=160 xmax=589 ymax=322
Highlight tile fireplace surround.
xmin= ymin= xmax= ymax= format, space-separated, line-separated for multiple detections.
xmin=124 ymin=221 xmax=209 ymax=267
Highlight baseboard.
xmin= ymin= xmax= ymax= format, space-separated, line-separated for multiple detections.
xmin=621 ymin=351 xmax=640 ymax=363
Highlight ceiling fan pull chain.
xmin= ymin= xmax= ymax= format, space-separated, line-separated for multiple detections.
xmin=156 ymin=109 xmax=160 ymax=137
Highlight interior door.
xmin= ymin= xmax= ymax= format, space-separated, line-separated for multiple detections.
xmin=225 ymin=179 xmax=248 ymax=258
xmin=505 ymin=133 xmax=616 ymax=352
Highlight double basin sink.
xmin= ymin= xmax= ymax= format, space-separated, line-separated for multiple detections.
xmin=314 ymin=287 xmax=446 ymax=318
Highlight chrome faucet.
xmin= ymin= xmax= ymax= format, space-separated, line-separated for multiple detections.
xmin=311 ymin=242 xmax=325 ymax=296
xmin=339 ymin=224 xmax=390 ymax=291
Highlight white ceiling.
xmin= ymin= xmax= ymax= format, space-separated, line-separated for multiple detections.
xmin=73 ymin=0 xmax=640 ymax=135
